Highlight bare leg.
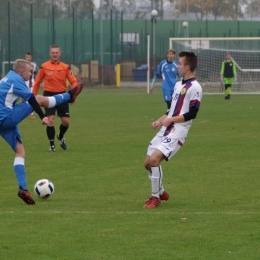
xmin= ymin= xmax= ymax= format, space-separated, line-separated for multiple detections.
xmin=144 ymin=149 xmax=164 ymax=170
xmin=35 ymin=95 xmax=49 ymax=107
xmin=16 ymin=141 xmax=25 ymax=159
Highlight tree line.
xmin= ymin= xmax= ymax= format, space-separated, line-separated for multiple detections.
xmin=0 ymin=0 xmax=260 ymax=20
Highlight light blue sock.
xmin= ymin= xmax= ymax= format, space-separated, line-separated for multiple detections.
xmin=14 ymin=157 xmax=27 ymax=190
xmin=48 ymin=93 xmax=71 ymax=108
xmin=54 ymin=93 xmax=71 ymax=104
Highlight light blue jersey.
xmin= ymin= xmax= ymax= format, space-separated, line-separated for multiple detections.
xmin=156 ymin=59 xmax=179 ymax=91
xmin=155 ymin=59 xmax=179 ymax=102
xmin=0 ymin=70 xmax=33 ymax=124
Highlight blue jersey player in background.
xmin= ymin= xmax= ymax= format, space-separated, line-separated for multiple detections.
xmin=150 ymin=49 xmax=181 ymax=110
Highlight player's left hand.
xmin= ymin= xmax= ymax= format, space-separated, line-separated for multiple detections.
xmin=41 ymin=117 xmax=49 ymax=125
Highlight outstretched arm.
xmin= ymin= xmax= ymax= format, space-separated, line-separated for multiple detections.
xmin=233 ymin=62 xmax=237 ymax=77
xmin=220 ymin=61 xmax=224 ymax=79
xmin=150 ymin=74 xmax=158 ymax=93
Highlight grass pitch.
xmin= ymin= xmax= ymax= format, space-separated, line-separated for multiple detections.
xmin=0 ymin=88 xmax=260 ymax=259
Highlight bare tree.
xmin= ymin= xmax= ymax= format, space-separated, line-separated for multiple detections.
xmin=245 ymin=0 xmax=260 ymax=20
xmin=188 ymin=0 xmax=212 ymax=20
xmin=176 ymin=0 xmax=248 ymax=20
xmin=231 ymin=0 xmax=248 ymax=20
xmin=152 ymin=0 xmax=175 ymax=19
xmin=71 ymin=0 xmax=95 ymax=18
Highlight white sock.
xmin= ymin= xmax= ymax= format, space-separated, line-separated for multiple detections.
xmin=147 ymin=169 xmax=152 ymax=180
xmin=150 ymin=166 xmax=162 ymax=198
xmin=14 ymin=157 xmax=25 ymax=166
xmin=158 ymin=165 xmax=164 ymax=195
xmin=47 ymin=97 xmax=56 ymax=108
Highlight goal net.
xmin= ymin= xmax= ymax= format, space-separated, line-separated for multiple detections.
xmin=169 ymin=37 xmax=260 ymax=94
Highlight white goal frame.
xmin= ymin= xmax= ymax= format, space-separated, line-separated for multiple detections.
xmin=2 ymin=61 xmax=15 ymax=77
xmin=169 ymin=37 xmax=260 ymax=94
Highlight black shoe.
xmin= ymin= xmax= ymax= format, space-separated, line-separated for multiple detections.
xmin=224 ymin=95 xmax=230 ymax=100
xmin=18 ymin=189 xmax=35 ymax=205
xmin=68 ymin=82 xmax=83 ymax=103
xmin=57 ymin=133 xmax=67 ymax=150
xmin=49 ymin=145 xmax=56 ymax=152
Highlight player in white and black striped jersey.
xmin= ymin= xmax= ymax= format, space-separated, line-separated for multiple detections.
xmin=25 ymin=52 xmax=38 ymax=119
xmin=143 ymin=52 xmax=203 ymax=208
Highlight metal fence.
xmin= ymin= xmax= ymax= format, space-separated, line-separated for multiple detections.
xmin=1 ymin=2 xmax=260 ymax=85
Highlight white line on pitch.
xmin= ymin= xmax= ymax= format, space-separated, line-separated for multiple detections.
xmin=0 ymin=211 xmax=259 ymax=215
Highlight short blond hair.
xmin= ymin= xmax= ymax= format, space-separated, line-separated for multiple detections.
xmin=49 ymin=44 xmax=61 ymax=52
xmin=13 ymin=59 xmax=31 ymax=72
xmin=167 ymin=49 xmax=176 ymax=55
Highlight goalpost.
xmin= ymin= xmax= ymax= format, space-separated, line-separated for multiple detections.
xmin=2 ymin=61 xmax=15 ymax=77
xmin=169 ymin=37 xmax=260 ymax=94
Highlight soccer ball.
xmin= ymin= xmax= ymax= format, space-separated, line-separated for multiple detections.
xmin=34 ymin=179 xmax=54 ymax=199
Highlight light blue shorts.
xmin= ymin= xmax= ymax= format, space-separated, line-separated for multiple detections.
xmin=162 ymin=89 xmax=173 ymax=102
xmin=0 ymin=102 xmax=33 ymax=151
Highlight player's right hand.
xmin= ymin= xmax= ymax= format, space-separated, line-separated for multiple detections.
xmin=152 ymin=120 xmax=162 ymax=129
xmin=150 ymin=86 xmax=154 ymax=93
xmin=41 ymin=117 xmax=49 ymax=125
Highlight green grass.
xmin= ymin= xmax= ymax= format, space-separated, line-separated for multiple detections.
xmin=0 ymin=89 xmax=260 ymax=259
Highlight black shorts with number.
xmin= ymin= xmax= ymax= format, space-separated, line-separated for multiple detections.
xmin=43 ymin=91 xmax=70 ymax=118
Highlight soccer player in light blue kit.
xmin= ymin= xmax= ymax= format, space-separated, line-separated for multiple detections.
xmin=0 ymin=59 xmax=83 ymax=205
xmin=150 ymin=49 xmax=181 ymax=110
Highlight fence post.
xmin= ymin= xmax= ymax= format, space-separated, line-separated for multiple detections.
xmin=72 ymin=6 xmax=75 ymax=64
xmin=52 ymin=5 xmax=55 ymax=44
xmin=30 ymin=4 xmax=33 ymax=54
xmin=92 ymin=8 xmax=94 ymax=60
xmin=8 ymin=2 xmax=11 ymax=70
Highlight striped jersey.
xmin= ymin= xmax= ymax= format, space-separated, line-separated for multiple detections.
xmin=25 ymin=62 xmax=38 ymax=88
xmin=164 ymin=77 xmax=202 ymax=137
xmin=156 ymin=59 xmax=179 ymax=90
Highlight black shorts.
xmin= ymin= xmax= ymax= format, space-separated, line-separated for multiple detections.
xmin=43 ymin=91 xmax=70 ymax=117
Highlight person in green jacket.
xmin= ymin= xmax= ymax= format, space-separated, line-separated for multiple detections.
xmin=220 ymin=52 xmax=237 ymax=100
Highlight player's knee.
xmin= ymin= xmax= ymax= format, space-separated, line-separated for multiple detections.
xmin=48 ymin=116 xmax=55 ymax=125
xmin=144 ymin=156 xmax=160 ymax=169
xmin=61 ymin=118 xmax=70 ymax=126
xmin=149 ymin=156 xmax=160 ymax=167
xmin=144 ymin=157 xmax=150 ymax=170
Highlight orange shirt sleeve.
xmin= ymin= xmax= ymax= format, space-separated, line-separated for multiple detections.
xmin=66 ymin=66 xmax=78 ymax=88
xmin=33 ymin=67 xmax=45 ymax=95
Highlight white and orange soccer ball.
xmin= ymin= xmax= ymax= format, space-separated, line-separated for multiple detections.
xmin=34 ymin=179 xmax=54 ymax=199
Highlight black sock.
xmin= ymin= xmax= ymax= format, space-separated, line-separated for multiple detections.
xmin=46 ymin=126 xmax=55 ymax=146
xmin=59 ymin=124 xmax=69 ymax=139
xmin=166 ymin=101 xmax=171 ymax=109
